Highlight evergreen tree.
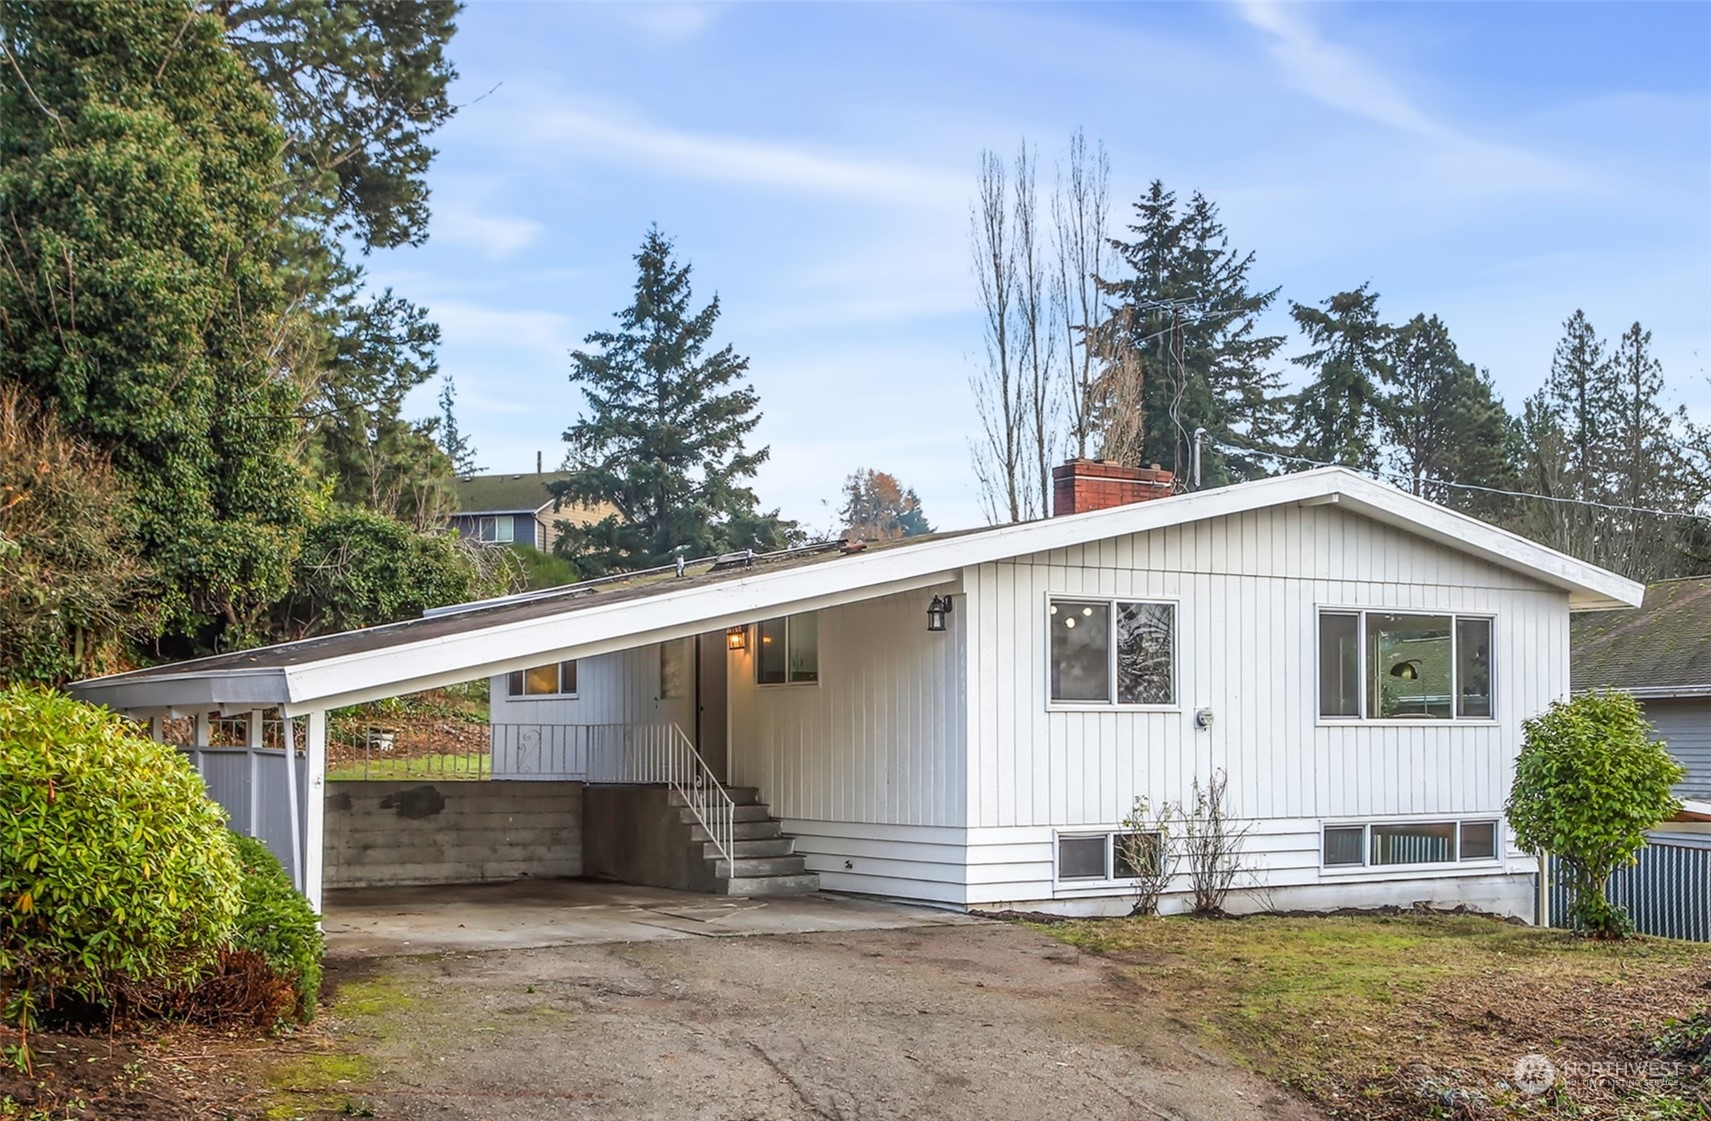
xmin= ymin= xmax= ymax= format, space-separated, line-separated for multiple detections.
xmin=1287 ymin=285 xmax=1390 ymax=470
xmin=0 ymin=0 xmax=307 ymax=649
xmin=438 ymin=374 xmax=478 ymax=475
xmin=306 ymin=288 xmax=455 ymax=530
xmin=839 ymin=470 xmax=933 ymax=540
xmin=1519 ymin=314 xmax=1702 ymax=579
xmin=1379 ymin=315 xmax=1518 ymax=519
xmin=554 ymin=228 xmax=795 ymax=573
xmin=1100 ymin=183 xmax=1287 ymax=484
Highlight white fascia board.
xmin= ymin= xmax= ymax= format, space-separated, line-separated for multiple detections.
xmin=278 ymin=567 xmax=960 ymax=712
xmin=68 ymin=668 xmax=289 ymax=715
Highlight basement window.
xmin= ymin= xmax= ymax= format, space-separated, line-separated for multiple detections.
xmin=507 ymin=660 xmax=577 ymax=697
xmin=1321 ymin=819 xmax=1501 ymax=869
xmin=1048 ymin=598 xmax=1176 ymax=707
xmin=1057 ymin=831 xmax=1163 ymax=882
xmin=756 ymin=613 xmax=819 ymax=685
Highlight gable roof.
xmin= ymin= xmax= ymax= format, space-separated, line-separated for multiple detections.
xmin=72 ymin=467 xmax=1643 ymax=717
xmin=1572 ymin=576 xmax=1711 ymax=698
xmin=452 ymin=472 xmax=573 ymax=515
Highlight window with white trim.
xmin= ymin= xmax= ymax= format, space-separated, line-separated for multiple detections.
xmin=1048 ymin=598 xmax=1175 ymax=706
xmin=1057 ymin=831 xmax=1162 ymax=882
xmin=1319 ymin=610 xmax=1493 ymax=720
xmin=506 ymin=660 xmax=577 ymax=697
xmin=1322 ymin=820 xmax=1499 ymax=868
xmin=475 ymin=515 xmax=516 ymax=543
xmin=755 ymin=613 xmax=818 ymax=685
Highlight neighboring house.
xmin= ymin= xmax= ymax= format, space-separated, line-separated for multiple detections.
xmin=447 ymin=470 xmax=611 ymax=551
xmin=72 ymin=462 xmax=1641 ymax=919
xmin=1572 ymin=575 xmax=1711 ymax=799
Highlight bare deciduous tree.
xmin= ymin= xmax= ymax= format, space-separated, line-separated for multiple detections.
xmin=1013 ymin=142 xmax=1057 ymax=517
xmin=969 ymin=148 xmax=1034 ymax=523
xmin=1050 ymin=130 xmax=1116 ymax=463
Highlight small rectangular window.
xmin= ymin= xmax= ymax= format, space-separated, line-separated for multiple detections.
xmin=755 ymin=614 xmax=818 ymax=685
xmin=1323 ymin=826 xmax=1366 ymax=866
xmin=1058 ymin=835 xmax=1107 ymax=880
xmin=1456 ymin=618 xmax=1493 ymax=719
xmin=1370 ymin=821 xmax=1457 ymax=865
xmin=476 ymin=515 xmax=515 ymax=544
xmin=1459 ymin=821 xmax=1497 ymax=860
xmin=1319 ymin=612 xmax=1361 ymax=717
xmin=508 ymin=660 xmax=577 ymax=697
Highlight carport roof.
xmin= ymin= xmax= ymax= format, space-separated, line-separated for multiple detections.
xmin=70 ymin=468 xmax=1643 ymax=716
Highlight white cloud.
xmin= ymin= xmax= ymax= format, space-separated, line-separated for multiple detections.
xmin=428 ymin=301 xmax=577 ymax=359
xmin=522 ymin=101 xmax=967 ymax=207
xmin=431 ymin=204 xmax=545 ymax=260
xmin=622 ymin=3 xmax=720 ymax=42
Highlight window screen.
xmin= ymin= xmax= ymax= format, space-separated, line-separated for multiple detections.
xmin=1459 ymin=821 xmax=1497 ymax=860
xmin=1322 ymin=826 xmax=1366 ymax=866
xmin=1116 ymin=602 xmax=1174 ymax=705
xmin=1058 ymin=835 xmax=1107 ymax=879
xmin=1319 ymin=612 xmax=1361 ymax=717
xmin=1456 ymin=618 xmax=1493 ymax=718
xmin=1113 ymin=832 xmax=1161 ymax=879
xmin=1049 ymin=600 xmax=1111 ymax=702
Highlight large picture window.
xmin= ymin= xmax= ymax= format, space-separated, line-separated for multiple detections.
xmin=1048 ymin=598 xmax=1176 ymax=707
xmin=1318 ymin=610 xmax=1493 ymax=720
xmin=756 ymin=613 xmax=819 ymax=685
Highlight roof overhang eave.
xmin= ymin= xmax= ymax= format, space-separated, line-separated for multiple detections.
xmin=67 ymin=668 xmax=292 ymax=719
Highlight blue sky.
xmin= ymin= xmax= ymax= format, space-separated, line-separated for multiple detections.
xmin=368 ymin=1 xmax=1711 ymax=533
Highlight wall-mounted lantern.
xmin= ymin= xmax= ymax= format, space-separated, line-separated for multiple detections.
xmin=926 ymin=595 xmax=954 ymax=633
xmin=726 ymin=625 xmax=748 ymax=652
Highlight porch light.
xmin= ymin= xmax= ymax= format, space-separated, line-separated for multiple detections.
xmin=927 ymin=595 xmax=954 ymax=632
xmin=726 ymin=626 xmax=748 ymax=651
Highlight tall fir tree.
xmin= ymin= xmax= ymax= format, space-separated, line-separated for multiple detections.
xmin=0 ymin=0 xmax=308 ymax=649
xmin=1288 ymin=285 xmax=1391 ymax=470
xmin=1519 ymin=313 xmax=1702 ymax=579
xmin=1099 ymin=183 xmax=1287 ymax=484
xmin=553 ymin=228 xmax=795 ymax=573
xmin=1379 ymin=315 xmax=1518 ymax=520
xmin=437 ymin=374 xmax=478 ymax=475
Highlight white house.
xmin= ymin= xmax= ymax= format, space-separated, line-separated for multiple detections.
xmin=71 ymin=463 xmax=1642 ymax=919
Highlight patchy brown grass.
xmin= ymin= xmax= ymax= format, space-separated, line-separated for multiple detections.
xmin=1042 ymin=911 xmax=1711 ymax=1119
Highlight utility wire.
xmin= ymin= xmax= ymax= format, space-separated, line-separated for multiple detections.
xmin=1208 ymin=437 xmax=1709 ymax=522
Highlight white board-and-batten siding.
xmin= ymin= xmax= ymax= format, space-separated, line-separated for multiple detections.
xmin=960 ymin=502 xmax=1565 ymax=913
xmin=728 ymin=586 xmax=971 ymax=902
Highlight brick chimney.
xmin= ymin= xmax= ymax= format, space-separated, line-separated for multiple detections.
xmin=1051 ymin=460 xmax=1175 ymax=516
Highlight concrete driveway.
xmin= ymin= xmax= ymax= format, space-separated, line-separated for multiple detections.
xmin=322 ymin=878 xmax=980 ymax=956
xmin=296 ymin=892 xmax=1312 ymax=1121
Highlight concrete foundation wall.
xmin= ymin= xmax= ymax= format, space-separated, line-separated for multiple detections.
xmin=581 ymin=784 xmax=717 ymax=892
xmin=325 ymin=780 xmax=583 ymax=889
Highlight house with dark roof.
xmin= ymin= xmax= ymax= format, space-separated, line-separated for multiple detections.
xmin=72 ymin=463 xmax=1643 ymax=920
xmin=447 ymin=470 xmax=613 ymax=551
xmin=1573 ymin=575 xmax=1711 ymax=799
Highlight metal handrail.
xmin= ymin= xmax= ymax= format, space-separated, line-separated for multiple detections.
xmin=579 ymin=722 xmax=736 ymax=869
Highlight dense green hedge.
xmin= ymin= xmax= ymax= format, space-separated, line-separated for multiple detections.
xmin=0 ymin=686 xmax=242 ymax=1042
xmin=226 ymin=832 xmax=323 ymax=1022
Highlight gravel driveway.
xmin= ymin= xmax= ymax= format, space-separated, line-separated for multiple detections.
xmin=308 ymin=919 xmax=1312 ymax=1121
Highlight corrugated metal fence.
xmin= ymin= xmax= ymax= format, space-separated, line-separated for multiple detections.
xmin=1546 ymin=836 xmax=1711 ymax=941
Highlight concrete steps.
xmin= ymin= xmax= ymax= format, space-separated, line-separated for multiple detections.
xmin=671 ymin=787 xmax=819 ymax=896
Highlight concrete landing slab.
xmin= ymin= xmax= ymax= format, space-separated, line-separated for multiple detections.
xmin=322 ymin=878 xmax=980 ymax=957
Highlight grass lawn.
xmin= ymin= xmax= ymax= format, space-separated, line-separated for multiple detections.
xmin=325 ymin=751 xmax=488 ymax=781
xmin=1040 ymin=911 xmax=1711 ymax=1119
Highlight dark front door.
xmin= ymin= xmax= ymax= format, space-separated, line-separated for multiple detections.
xmin=695 ymin=633 xmax=729 ymax=783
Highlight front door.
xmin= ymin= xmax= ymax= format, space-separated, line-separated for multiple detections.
xmin=694 ymin=633 xmax=729 ymax=783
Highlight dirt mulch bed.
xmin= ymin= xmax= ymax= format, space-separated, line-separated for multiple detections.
xmin=0 ymin=1024 xmax=326 ymax=1120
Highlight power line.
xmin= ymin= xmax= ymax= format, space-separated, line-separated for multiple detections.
xmin=1208 ymin=437 xmax=1709 ymax=522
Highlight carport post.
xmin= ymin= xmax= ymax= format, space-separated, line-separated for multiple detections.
xmin=283 ymin=717 xmax=304 ymax=896
xmin=304 ymin=710 xmax=327 ymax=915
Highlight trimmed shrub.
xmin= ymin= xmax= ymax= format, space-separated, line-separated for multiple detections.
xmin=0 ymin=686 xmax=241 ymax=1053
xmin=224 ymin=832 xmax=322 ymax=1023
xmin=1507 ymin=690 xmax=1686 ymax=938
